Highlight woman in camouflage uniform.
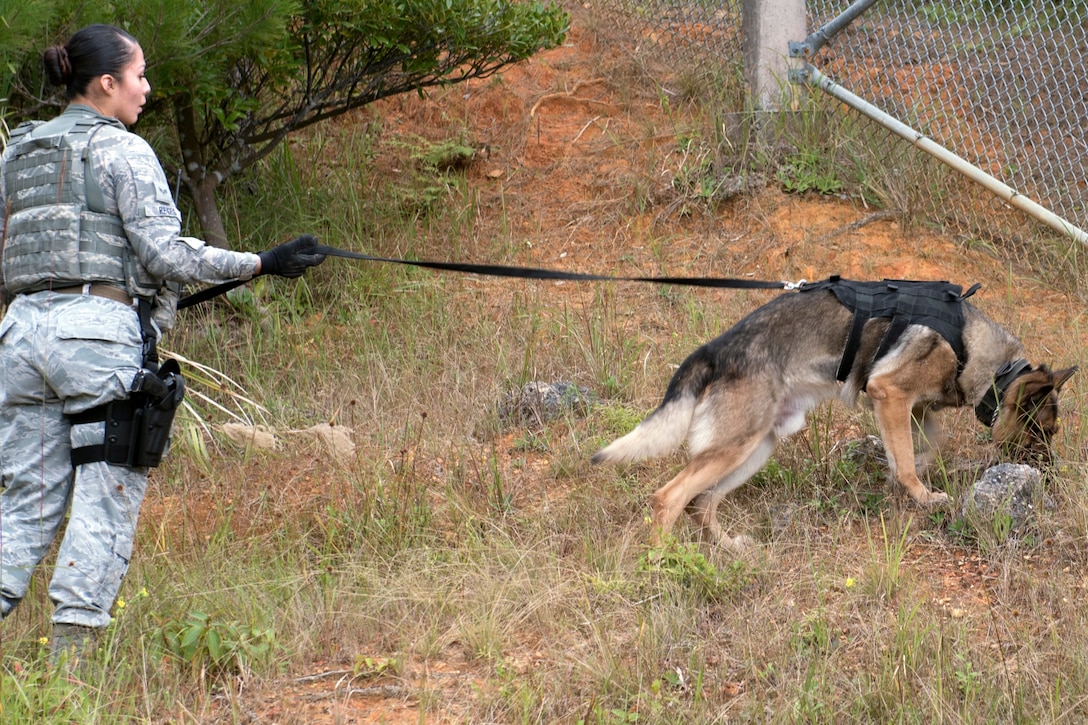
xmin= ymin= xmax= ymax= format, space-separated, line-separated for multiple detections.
xmin=0 ymin=24 xmax=325 ymax=662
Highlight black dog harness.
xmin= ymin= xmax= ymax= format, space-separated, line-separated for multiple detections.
xmin=799 ymin=276 xmax=980 ymax=384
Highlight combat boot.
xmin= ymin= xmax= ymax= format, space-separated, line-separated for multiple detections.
xmin=49 ymin=622 xmax=99 ymax=668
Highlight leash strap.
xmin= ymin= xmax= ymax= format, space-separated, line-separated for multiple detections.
xmin=178 ymin=243 xmax=794 ymax=310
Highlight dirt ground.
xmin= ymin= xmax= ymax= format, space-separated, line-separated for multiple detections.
xmin=183 ymin=9 xmax=1085 ymax=723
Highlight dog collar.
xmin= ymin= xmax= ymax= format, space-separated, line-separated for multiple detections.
xmin=974 ymin=358 xmax=1033 ymax=427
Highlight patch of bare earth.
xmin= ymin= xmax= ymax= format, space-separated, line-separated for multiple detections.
xmin=155 ymin=8 xmax=1085 ymax=722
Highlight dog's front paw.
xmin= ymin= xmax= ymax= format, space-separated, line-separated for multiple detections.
xmin=918 ymin=490 xmax=950 ymax=507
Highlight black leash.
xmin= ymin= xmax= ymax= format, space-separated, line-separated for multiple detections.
xmin=178 ymin=243 xmax=799 ymax=310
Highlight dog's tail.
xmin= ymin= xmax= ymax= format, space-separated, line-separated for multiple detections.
xmin=591 ymin=393 xmax=697 ymax=463
xmin=592 ymin=355 xmax=713 ymax=464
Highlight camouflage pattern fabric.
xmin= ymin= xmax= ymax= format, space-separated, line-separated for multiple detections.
xmin=0 ymin=293 xmax=146 ymax=628
xmin=2 ymin=113 xmax=131 ymax=297
xmin=0 ymin=105 xmax=263 ymax=629
xmin=1 ymin=104 xmax=261 ymax=330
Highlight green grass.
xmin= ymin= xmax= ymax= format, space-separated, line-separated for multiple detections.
xmin=4 ymin=7 xmax=1088 ymax=722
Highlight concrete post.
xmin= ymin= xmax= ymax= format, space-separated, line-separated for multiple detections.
xmin=742 ymin=0 xmax=807 ymax=110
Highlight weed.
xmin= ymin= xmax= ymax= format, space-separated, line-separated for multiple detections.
xmin=862 ymin=514 xmax=913 ymax=600
xmin=749 ymin=459 xmax=797 ymax=490
xmin=593 ymin=402 xmax=650 ymax=439
xmin=353 ymin=654 xmax=398 ymax=678
xmin=0 ymin=659 xmax=106 ymax=721
xmin=410 ymin=137 xmax=478 ymax=171
xmin=792 ymin=608 xmax=833 ymax=655
xmin=512 ymin=429 xmax=551 ymax=453
xmin=153 ymin=611 xmax=280 ymax=677
xmin=577 ymin=705 xmax=640 ymax=724
xmin=777 ymin=149 xmax=845 ymax=196
xmin=953 ymin=652 xmax=982 ymax=699
xmin=954 ymin=489 xmax=1028 ymax=553
xmin=637 ymin=537 xmax=751 ymax=602
xmin=792 ymin=663 xmax=829 ymax=723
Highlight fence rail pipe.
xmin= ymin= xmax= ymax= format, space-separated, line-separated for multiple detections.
xmin=798 ymin=0 xmax=880 ymax=57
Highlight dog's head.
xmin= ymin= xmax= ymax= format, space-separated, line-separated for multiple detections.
xmin=991 ymin=364 xmax=1077 ymax=462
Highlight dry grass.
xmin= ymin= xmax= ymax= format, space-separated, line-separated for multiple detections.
xmin=3 ymin=3 xmax=1088 ymax=722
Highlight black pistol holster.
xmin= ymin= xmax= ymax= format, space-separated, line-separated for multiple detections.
xmin=70 ymin=358 xmax=186 ymax=468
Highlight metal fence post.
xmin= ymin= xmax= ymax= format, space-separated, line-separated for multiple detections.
xmin=743 ymin=0 xmax=806 ymax=110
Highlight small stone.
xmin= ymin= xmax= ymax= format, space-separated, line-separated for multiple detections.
xmin=497 ymin=381 xmax=598 ymax=425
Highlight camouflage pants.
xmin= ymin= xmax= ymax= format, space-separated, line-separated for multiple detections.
xmin=0 ymin=291 xmax=147 ymax=629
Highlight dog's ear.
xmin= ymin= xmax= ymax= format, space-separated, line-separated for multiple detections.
xmin=1050 ymin=365 xmax=1078 ymax=392
xmin=991 ymin=365 xmax=1075 ymax=462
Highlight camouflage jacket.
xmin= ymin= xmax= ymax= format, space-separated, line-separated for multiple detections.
xmin=0 ymin=104 xmax=260 ymax=329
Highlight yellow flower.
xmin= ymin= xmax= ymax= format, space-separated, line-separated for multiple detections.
xmin=138 ymin=587 xmax=149 ymax=598
xmin=116 ymin=598 xmax=126 ymax=610
xmin=38 ymin=636 xmax=49 ymax=646
xmin=845 ymin=577 xmax=856 ymax=589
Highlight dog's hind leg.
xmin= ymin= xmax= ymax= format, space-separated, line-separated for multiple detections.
xmin=651 ymin=431 xmax=774 ymax=548
xmin=685 ymin=433 xmax=776 ymax=551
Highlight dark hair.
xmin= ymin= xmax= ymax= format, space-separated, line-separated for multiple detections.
xmin=43 ymin=24 xmax=138 ymax=100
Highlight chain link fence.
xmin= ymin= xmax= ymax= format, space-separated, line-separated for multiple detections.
xmin=596 ymin=0 xmax=744 ymax=67
xmin=594 ymin=0 xmax=1088 ymax=235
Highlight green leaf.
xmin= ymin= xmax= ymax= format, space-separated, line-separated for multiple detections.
xmin=179 ymin=623 xmax=206 ymax=659
xmin=205 ymin=628 xmax=225 ymax=662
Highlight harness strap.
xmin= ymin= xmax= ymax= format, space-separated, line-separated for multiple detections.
xmin=71 ymin=443 xmax=127 ymax=467
xmin=872 ymin=284 xmax=917 ymax=369
xmin=68 ymin=406 xmax=109 ymax=426
xmin=837 ymin=288 xmax=874 ymax=382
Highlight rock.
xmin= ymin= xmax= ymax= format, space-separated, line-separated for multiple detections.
xmin=844 ymin=435 xmax=888 ymax=468
xmin=221 ymin=422 xmax=278 ymax=450
xmin=767 ymin=502 xmax=802 ymax=533
xmin=960 ymin=463 xmax=1050 ymax=533
xmin=498 ymin=381 xmax=597 ymax=425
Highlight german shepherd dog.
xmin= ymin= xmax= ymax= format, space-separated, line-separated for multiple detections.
xmin=592 ymin=278 xmax=1077 ymax=551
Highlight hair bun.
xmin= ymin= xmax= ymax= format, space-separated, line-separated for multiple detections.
xmin=43 ymin=45 xmax=73 ymax=86
xmin=56 ymin=47 xmax=73 ymax=82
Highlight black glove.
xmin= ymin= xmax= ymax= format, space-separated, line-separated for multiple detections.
xmin=258 ymin=234 xmax=327 ymax=278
